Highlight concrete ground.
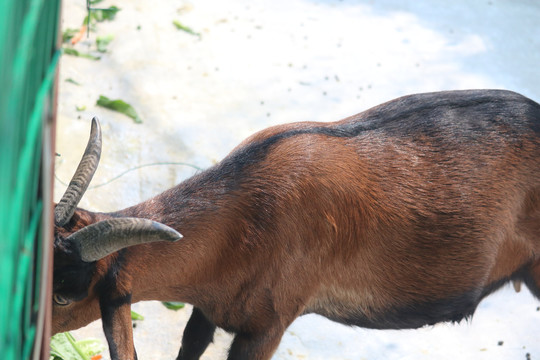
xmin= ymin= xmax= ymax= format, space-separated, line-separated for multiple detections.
xmin=56 ymin=0 xmax=540 ymax=359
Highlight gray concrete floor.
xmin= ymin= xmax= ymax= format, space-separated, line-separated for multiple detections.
xmin=56 ymin=0 xmax=540 ymax=358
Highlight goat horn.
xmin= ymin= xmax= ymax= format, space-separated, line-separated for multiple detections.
xmin=67 ymin=217 xmax=183 ymax=262
xmin=55 ymin=117 xmax=102 ymax=226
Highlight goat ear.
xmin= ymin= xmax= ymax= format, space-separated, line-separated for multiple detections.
xmin=67 ymin=217 xmax=183 ymax=262
xmin=55 ymin=117 xmax=102 ymax=226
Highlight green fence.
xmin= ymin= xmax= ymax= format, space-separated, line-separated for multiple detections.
xmin=0 ymin=0 xmax=61 ymax=358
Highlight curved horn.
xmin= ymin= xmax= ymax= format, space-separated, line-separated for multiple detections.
xmin=67 ymin=218 xmax=183 ymax=262
xmin=55 ymin=117 xmax=102 ymax=226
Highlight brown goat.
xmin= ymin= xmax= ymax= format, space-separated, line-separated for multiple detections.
xmin=52 ymin=89 xmax=540 ymax=360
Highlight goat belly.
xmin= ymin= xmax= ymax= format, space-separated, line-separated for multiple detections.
xmin=306 ymin=289 xmax=481 ymax=330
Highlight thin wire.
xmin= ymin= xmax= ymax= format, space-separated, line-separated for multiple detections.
xmin=86 ymin=0 xmax=90 ymax=37
xmin=55 ymin=161 xmax=204 ymax=189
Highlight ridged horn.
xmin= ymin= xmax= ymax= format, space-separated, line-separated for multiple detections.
xmin=55 ymin=117 xmax=102 ymax=226
xmin=67 ymin=217 xmax=183 ymax=262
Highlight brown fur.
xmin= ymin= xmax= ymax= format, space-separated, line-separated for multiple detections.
xmin=52 ymin=90 xmax=540 ymax=360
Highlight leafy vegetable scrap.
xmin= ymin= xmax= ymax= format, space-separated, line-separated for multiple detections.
xmin=96 ymin=95 xmax=143 ymax=123
xmin=162 ymin=301 xmax=185 ymax=310
xmin=65 ymin=78 xmax=82 ymax=86
xmin=62 ymin=28 xmax=80 ymax=43
xmin=173 ymin=20 xmax=201 ymax=38
xmin=131 ymin=310 xmax=145 ymax=321
xmin=70 ymin=25 xmax=88 ymax=45
xmin=63 ymin=4 xmax=120 ymax=48
xmin=50 ymin=332 xmax=104 ymax=360
xmin=84 ymin=5 xmax=121 ymax=26
xmin=62 ymin=47 xmax=101 ymax=61
xmin=96 ymin=35 xmax=114 ymax=53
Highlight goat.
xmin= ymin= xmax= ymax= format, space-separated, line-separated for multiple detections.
xmin=52 ymin=89 xmax=540 ymax=360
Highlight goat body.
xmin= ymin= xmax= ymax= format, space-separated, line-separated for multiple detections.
xmin=52 ymin=89 xmax=540 ymax=360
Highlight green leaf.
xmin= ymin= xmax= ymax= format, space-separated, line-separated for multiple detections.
xmin=84 ymin=6 xmax=120 ymax=26
xmin=65 ymin=78 xmax=82 ymax=86
xmin=76 ymin=105 xmax=87 ymax=111
xmin=73 ymin=339 xmax=105 ymax=357
xmin=96 ymin=95 xmax=142 ymax=123
xmin=100 ymin=6 xmax=121 ymax=21
xmin=49 ymin=332 xmax=103 ymax=360
xmin=96 ymin=35 xmax=114 ymax=53
xmin=173 ymin=20 xmax=201 ymax=37
xmin=162 ymin=301 xmax=185 ymax=311
xmin=62 ymin=47 xmax=78 ymax=56
xmin=50 ymin=332 xmax=85 ymax=360
xmin=62 ymin=47 xmax=101 ymax=61
xmin=131 ymin=310 xmax=145 ymax=320
xmin=62 ymin=28 xmax=80 ymax=43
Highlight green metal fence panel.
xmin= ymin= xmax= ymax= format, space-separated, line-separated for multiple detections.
xmin=0 ymin=0 xmax=61 ymax=358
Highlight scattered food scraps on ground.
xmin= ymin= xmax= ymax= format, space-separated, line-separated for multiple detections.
xmin=50 ymin=332 xmax=104 ymax=360
xmin=62 ymin=28 xmax=80 ymax=43
xmin=131 ymin=310 xmax=145 ymax=320
xmin=162 ymin=301 xmax=186 ymax=310
xmin=84 ymin=5 xmax=121 ymax=25
xmin=96 ymin=35 xmax=114 ymax=53
xmin=96 ymin=95 xmax=143 ymax=123
xmin=173 ymin=19 xmax=201 ymax=38
xmin=62 ymin=47 xmax=101 ymax=61
xmin=65 ymin=78 xmax=82 ymax=85
xmin=70 ymin=25 xmax=87 ymax=45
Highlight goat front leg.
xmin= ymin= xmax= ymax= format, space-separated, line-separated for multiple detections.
xmin=176 ymin=307 xmax=217 ymax=360
xmin=99 ymin=292 xmax=137 ymax=360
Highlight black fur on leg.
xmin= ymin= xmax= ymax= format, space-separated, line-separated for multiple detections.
xmin=177 ymin=307 xmax=217 ymax=360
xmin=227 ymin=327 xmax=286 ymax=360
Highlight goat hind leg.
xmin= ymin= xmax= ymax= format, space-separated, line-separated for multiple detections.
xmin=176 ymin=307 xmax=217 ymax=360
xmin=521 ymin=206 xmax=540 ymax=299
xmin=227 ymin=325 xmax=287 ymax=360
xmin=524 ymin=259 xmax=540 ymax=300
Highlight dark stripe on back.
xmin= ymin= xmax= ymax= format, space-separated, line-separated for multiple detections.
xmin=214 ymin=90 xmax=539 ymax=183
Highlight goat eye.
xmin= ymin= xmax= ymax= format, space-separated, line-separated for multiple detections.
xmin=53 ymin=294 xmax=72 ymax=306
